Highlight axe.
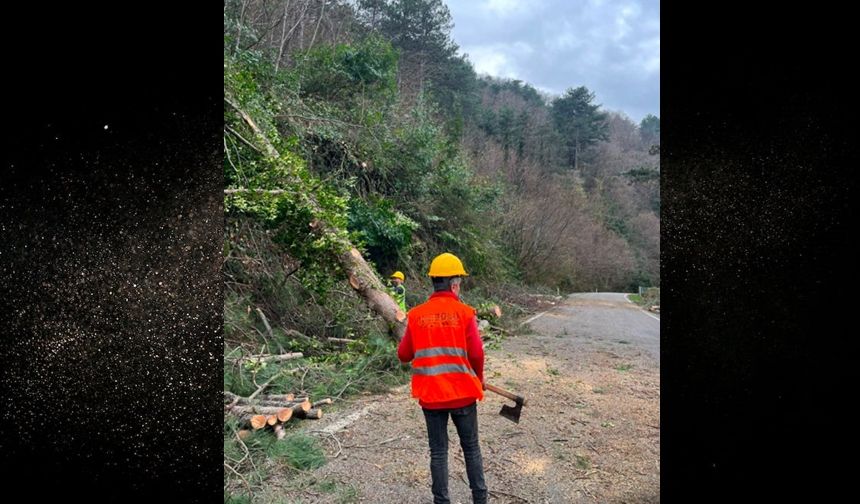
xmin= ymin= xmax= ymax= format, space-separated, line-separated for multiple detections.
xmin=484 ymin=383 xmax=527 ymax=424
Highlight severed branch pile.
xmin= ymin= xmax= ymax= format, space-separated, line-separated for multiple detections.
xmin=225 ymin=391 xmax=334 ymax=439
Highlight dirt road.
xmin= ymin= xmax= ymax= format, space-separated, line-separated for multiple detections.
xmin=289 ymin=293 xmax=660 ymax=503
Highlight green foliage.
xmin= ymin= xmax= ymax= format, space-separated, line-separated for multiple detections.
xmin=478 ymin=108 xmax=498 ymax=135
xmin=427 ymin=54 xmax=479 ymax=135
xmin=640 ymin=114 xmax=660 ymax=147
xmin=419 ymin=156 xmax=505 ymax=277
xmin=498 ymin=107 xmax=517 ymax=157
xmin=348 ymin=196 xmax=419 ymax=266
xmin=575 ymin=454 xmax=591 ymax=470
xmin=551 ymin=86 xmax=609 ymax=169
xmin=375 ymin=0 xmax=456 ymax=57
xmin=225 ymin=48 xmax=355 ymax=296
xmin=228 ymin=38 xmax=510 ymax=286
xmin=482 ymin=331 xmax=504 ymax=350
xmin=640 ymin=287 xmax=660 ymax=306
xmin=480 ymin=77 xmax=546 ymax=107
xmin=386 ymin=100 xmax=446 ymax=200
xmin=271 ymin=434 xmax=327 ymax=470
xmin=300 ymin=334 xmax=409 ymax=398
xmin=624 ymin=167 xmax=660 ymax=183
xmin=291 ymin=35 xmax=399 ymax=103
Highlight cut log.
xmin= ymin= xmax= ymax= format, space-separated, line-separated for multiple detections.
xmin=478 ymin=304 xmax=503 ymax=319
xmin=236 ymin=352 xmax=304 ymax=364
xmin=266 ymin=415 xmax=278 ymax=426
xmin=237 ymin=396 xmax=305 ymax=406
xmin=311 ymin=398 xmax=333 ymax=408
xmin=224 ymin=96 xmax=407 ymax=341
xmin=327 ymin=337 xmax=356 ymax=344
xmin=250 ymin=415 xmax=267 ymax=430
xmin=294 ymin=408 xmax=323 ymax=420
xmin=264 ymin=393 xmax=296 ymax=402
xmin=237 ymin=429 xmax=252 ymax=441
xmin=245 ymin=400 xmax=298 ymax=408
xmin=231 ymin=404 xmax=306 ymax=416
xmin=290 ymin=398 xmax=312 ymax=413
xmin=277 ymin=408 xmax=293 ymax=423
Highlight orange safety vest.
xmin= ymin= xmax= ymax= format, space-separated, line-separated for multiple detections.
xmin=407 ymin=295 xmax=484 ymax=404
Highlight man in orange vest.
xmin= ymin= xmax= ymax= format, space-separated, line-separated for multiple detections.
xmin=397 ymin=252 xmax=487 ymax=504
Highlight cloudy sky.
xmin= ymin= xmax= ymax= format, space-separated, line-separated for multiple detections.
xmin=446 ymin=0 xmax=659 ymax=123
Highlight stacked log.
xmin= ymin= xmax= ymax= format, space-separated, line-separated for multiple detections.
xmin=225 ymin=392 xmax=334 ymax=438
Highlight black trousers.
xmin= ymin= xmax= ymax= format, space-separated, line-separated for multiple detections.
xmin=422 ymin=402 xmax=488 ymax=504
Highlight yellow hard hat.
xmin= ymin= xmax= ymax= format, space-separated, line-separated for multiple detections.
xmin=390 ymin=271 xmax=405 ymax=281
xmin=427 ymin=252 xmax=468 ymax=277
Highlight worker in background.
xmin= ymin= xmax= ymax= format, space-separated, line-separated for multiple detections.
xmin=388 ymin=270 xmax=407 ymax=312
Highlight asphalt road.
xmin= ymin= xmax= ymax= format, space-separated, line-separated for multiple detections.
xmin=525 ymin=292 xmax=660 ymax=364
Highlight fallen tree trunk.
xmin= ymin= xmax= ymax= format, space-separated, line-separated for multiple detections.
xmin=224 ymin=95 xmax=407 ymax=341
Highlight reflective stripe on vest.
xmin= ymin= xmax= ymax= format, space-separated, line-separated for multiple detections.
xmin=412 ymin=363 xmax=477 ymax=376
xmin=414 ymin=346 xmax=468 ymax=359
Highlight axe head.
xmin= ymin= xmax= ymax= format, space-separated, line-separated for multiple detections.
xmin=499 ymin=398 xmax=524 ymax=424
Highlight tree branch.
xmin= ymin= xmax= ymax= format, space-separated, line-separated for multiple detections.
xmin=225 ymin=125 xmax=262 ymax=154
xmin=224 ymin=188 xmax=287 ymax=195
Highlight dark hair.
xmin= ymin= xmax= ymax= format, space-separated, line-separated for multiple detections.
xmin=431 ymin=276 xmax=462 ymax=292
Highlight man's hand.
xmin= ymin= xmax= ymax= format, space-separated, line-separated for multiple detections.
xmin=481 ymin=378 xmax=486 ymax=391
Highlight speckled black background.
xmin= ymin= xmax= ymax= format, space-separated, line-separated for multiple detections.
xmin=662 ymin=4 xmax=856 ymax=500
xmin=1 ymin=4 xmax=222 ymax=501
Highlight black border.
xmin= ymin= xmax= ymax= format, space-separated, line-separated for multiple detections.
xmin=1 ymin=3 xmax=223 ymax=501
xmin=662 ymin=2 xmax=856 ymax=499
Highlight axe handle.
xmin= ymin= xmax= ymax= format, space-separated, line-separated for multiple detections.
xmin=484 ymin=383 xmax=528 ymax=406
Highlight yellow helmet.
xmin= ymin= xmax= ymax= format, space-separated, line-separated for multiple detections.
xmin=427 ymin=252 xmax=468 ymax=277
xmin=390 ymin=271 xmax=405 ymax=281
